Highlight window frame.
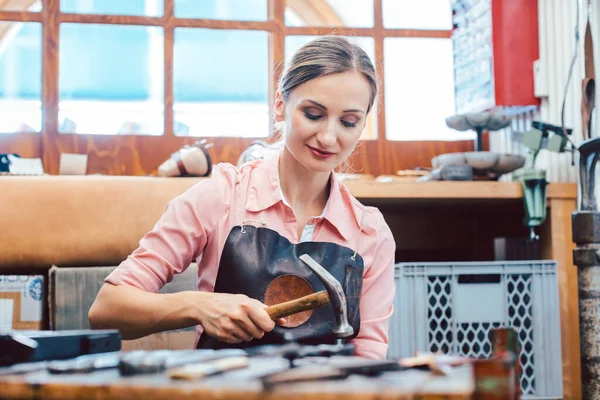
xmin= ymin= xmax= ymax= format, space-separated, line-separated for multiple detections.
xmin=0 ymin=0 xmax=456 ymax=175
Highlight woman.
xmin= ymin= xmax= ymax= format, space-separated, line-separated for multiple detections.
xmin=89 ymin=36 xmax=396 ymax=360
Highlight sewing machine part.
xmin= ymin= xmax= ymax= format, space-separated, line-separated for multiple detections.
xmin=445 ymin=111 xmax=511 ymax=152
xmin=510 ymin=120 xmax=576 ymax=238
xmin=577 ymin=137 xmax=600 ymax=211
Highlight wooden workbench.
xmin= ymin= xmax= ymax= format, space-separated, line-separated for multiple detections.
xmin=0 ymin=177 xmax=580 ymax=398
xmin=0 ymin=357 xmax=474 ymax=400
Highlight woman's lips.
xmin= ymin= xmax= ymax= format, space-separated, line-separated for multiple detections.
xmin=307 ymin=145 xmax=335 ymax=159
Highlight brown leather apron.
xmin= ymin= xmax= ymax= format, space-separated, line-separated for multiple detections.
xmin=196 ymin=178 xmax=365 ymax=350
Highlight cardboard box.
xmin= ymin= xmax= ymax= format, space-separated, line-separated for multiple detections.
xmin=0 ymin=275 xmax=44 ymax=330
xmin=49 ymin=264 xmax=198 ymax=350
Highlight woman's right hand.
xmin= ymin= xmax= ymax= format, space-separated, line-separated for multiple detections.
xmin=192 ymin=292 xmax=283 ymax=344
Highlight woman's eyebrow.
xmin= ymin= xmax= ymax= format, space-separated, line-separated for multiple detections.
xmin=307 ymin=99 xmax=365 ymax=114
xmin=307 ymin=99 xmax=327 ymax=110
xmin=343 ymin=108 xmax=365 ymax=114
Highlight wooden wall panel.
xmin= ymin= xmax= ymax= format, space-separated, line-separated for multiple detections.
xmin=0 ymin=133 xmax=42 ymax=159
xmin=40 ymin=135 xmax=255 ymax=176
xmin=0 ymin=133 xmax=477 ymax=176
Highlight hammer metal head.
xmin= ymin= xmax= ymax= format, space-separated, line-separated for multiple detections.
xmin=299 ymin=254 xmax=354 ymax=339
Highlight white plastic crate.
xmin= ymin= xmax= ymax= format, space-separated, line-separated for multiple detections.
xmin=388 ymin=261 xmax=562 ymax=400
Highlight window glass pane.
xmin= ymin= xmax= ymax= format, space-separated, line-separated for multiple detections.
xmin=61 ymin=0 xmax=163 ymax=16
xmin=383 ymin=0 xmax=452 ymax=30
xmin=59 ymin=24 xmax=164 ymax=135
xmin=285 ymin=0 xmax=373 ymax=27
xmin=175 ymin=0 xmax=266 ymax=21
xmin=1 ymin=0 xmax=41 ymax=11
xmin=285 ymin=35 xmax=377 ymax=140
xmin=0 ymin=22 xmax=42 ymax=133
xmin=384 ymin=38 xmax=470 ymax=141
xmin=174 ymin=29 xmax=268 ymax=137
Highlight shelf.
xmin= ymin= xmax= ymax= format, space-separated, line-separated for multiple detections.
xmin=343 ymin=180 xmax=576 ymax=201
xmin=1 ymin=175 xmax=577 ymax=202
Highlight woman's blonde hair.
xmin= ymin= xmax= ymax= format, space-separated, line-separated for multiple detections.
xmin=278 ymin=35 xmax=378 ymax=113
xmin=271 ymin=36 xmax=378 ymax=173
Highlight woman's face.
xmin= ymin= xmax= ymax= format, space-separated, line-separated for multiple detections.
xmin=275 ymin=71 xmax=372 ymax=173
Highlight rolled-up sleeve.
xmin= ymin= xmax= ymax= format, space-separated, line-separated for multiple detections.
xmin=352 ymin=213 xmax=396 ymax=359
xmin=104 ymin=164 xmax=235 ymax=293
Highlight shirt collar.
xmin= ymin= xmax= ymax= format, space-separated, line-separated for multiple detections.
xmin=244 ymin=150 xmax=363 ymax=240
xmin=323 ymin=173 xmax=363 ymax=240
xmin=244 ymin=152 xmax=283 ymax=213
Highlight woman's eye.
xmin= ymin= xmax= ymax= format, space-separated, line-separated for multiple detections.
xmin=342 ymin=120 xmax=357 ymax=128
xmin=304 ymin=112 xmax=322 ymax=121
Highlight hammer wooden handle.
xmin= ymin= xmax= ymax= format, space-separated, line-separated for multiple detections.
xmin=265 ymin=290 xmax=330 ymax=320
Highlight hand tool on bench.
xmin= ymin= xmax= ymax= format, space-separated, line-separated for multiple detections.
xmin=167 ymin=355 xmax=250 ymax=381
xmin=259 ymin=353 xmax=474 ymax=389
xmin=259 ymin=358 xmax=436 ymax=389
xmin=44 ymin=349 xmax=248 ymax=376
xmin=47 ymin=352 xmax=122 ymax=374
xmin=0 ymin=330 xmax=121 ymax=367
xmin=247 ymin=340 xmax=355 ymax=369
xmin=118 ymin=348 xmax=247 ymax=376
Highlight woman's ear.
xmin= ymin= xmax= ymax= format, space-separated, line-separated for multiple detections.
xmin=274 ymin=91 xmax=285 ymax=123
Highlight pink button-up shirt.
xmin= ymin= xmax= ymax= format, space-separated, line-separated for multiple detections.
xmin=105 ymin=152 xmax=396 ymax=359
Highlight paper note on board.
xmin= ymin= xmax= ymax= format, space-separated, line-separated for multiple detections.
xmin=59 ymin=153 xmax=88 ymax=175
xmin=0 ymin=299 xmax=14 ymax=331
xmin=7 ymin=154 xmax=44 ymax=175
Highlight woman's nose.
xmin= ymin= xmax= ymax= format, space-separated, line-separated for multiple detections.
xmin=317 ymin=120 xmax=337 ymax=147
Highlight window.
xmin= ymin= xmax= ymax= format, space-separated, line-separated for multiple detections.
xmin=0 ymin=1 xmax=41 ymax=12
xmin=175 ymin=0 xmax=267 ymax=21
xmin=0 ymin=1 xmax=455 ymax=144
xmin=285 ymin=0 xmax=373 ymax=27
xmin=173 ymin=29 xmax=268 ymax=137
xmin=384 ymin=38 xmax=467 ymax=141
xmin=59 ymin=24 xmax=164 ymax=135
xmin=0 ymin=22 xmax=42 ymax=133
xmin=382 ymin=0 xmax=452 ymax=30
xmin=61 ymin=0 xmax=163 ymax=17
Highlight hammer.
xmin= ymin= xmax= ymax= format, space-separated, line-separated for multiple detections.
xmin=264 ymin=254 xmax=354 ymax=340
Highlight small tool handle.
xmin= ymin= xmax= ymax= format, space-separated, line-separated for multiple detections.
xmin=167 ymin=356 xmax=249 ymax=381
xmin=264 ymin=290 xmax=330 ymax=320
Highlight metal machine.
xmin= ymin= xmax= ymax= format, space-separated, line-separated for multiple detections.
xmin=512 ymin=121 xmax=573 ymax=241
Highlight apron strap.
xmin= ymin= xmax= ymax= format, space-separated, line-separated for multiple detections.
xmin=351 ymin=209 xmax=366 ymax=261
xmin=233 ymin=175 xmax=247 ymax=234
xmin=234 ymin=174 xmax=267 ymax=233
